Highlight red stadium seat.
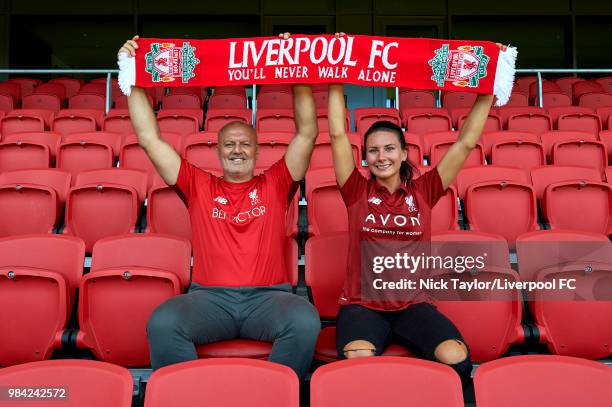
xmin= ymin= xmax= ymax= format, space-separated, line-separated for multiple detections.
xmin=443 ymin=91 xmax=477 ymax=109
xmin=421 ymin=131 xmax=457 ymax=156
xmin=530 ymin=165 xmax=602 ymax=201
xmin=490 ymin=140 xmax=546 ymax=171
xmin=182 ymin=131 xmax=222 ymax=174
xmin=0 ymin=93 xmax=14 ymax=113
xmin=546 ymin=106 xmax=593 ymax=127
xmin=146 ymin=183 xmax=192 ymax=242
xmin=4 ymin=108 xmax=54 ymax=128
xmin=256 ymin=108 xmax=295 ymax=132
xmin=0 ymin=141 xmax=50 ymax=172
xmin=0 ymin=81 xmax=22 ymax=103
xmin=22 ymin=93 xmax=61 ymax=113
xmin=48 ymin=77 xmax=82 ymax=98
xmin=68 ymin=93 xmax=106 ymax=111
xmin=540 ymin=130 xmax=598 ymax=160
xmin=0 ymin=113 xmax=45 ymax=135
xmin=579 ymin=92 xmax=612 ymax=109
xmin=515 ymin=76 xmax=537 ymax=95
xmin=528 ymin=81 xmax=564 ymax=104
xmin=113 ymin=93 xmax=154 ymax=109
xmin=481 ymin=131 xmax=539 ymax=159
xmin=557 ymin=113 xmax=601 ymax=134
xmin=103 ymin=109 xmax=133 ymax=134
xmin=405 ymin=112 xmax=452 ymax=138
xmin=554 ymin=77 xmax=585 ymax=99
xmin=168 ymin=86 xmax=206 ymax=102
xmin=77 ymin=83 xmax=107 ymax=96
xmin=600 ymin=130 xmax=612 ymax=161
xmin=52 ymin=113 xmax=97 ymax=136
xmin=204 ymin=108 xmax=251 ymax=132
xmin=0 ymin=235 xmax=85 ymax=365
xmin=144 ymin=358 xmax=298 ymax=407
xmin=257 ymin=88 xmax=293 ymax=109
xmin=208 ymin=93 xmax=247 ymax=109
xmin=543 ymin=181 xmax=612 ymax=234
xmin=431 ymin=186 xmax=460 ymax=232
xmin=430 ymin=141 xmax=485 ymax=168
xmin=354 ymin=107 xmax=401 ymax=134
xmin=398 ymin=89 xmax=435 ymax=108
xmin=552 ymin=140 xmax=607 ymax=175
xmin=6 ymin=78 xmax=36 ymax=98
xmin=0 ymin=169 xmax=71 ymax=236
xmin=432 ymin=230 xmax=523 ymax=361
xmin=516 ymin=231 xmax=612 ymax=359
xmin=120 ymin=133 xmax=182 ymax=188
xmin=474 ymin=355 xmax=612 ymax=407
xmin=540 ymin=92 xmax=572 ymax=107
xmin=465 ymin=181 xmax=539 ymax=248
xmin=157 ymin=109 xmax=201 ymax=136
xmin=308 ymin=133 xmax=361 ymax=171
xmin=507 ymin=113 xmax=552 ymax=135
xmin=56 ymin=139 xmax=115 ymax=176
xmin=311 ymin=357 xmax=464 ymax=407
xmin=457 ymin=113 xmax=502 ymax=133
xmin=400 ymin=106 xmax=448 ymax=127
xmin=162 ymin=94 xmax=201 ymax=109
xmin=63 ymin=168 xmax=148 ymax=251
xmin=2 ymin=131 xmax=61 ymax=158
xmin=595 ymin=77 xmax=612 ymax=93
xmin=33 ymin=83 xmax=66 ymax=105
xmin=497 ymin=106 xmax=545 ymax=127
xmin=305 ymin=233 xmax=412 ymax=362
xmin=572 ymin=81 xmax=605 ymax=105
xmin=0 ymin=359 xmax=133 ymax=406
xmin=255 ymin=134 xmax=291 ymax=173
xmin=311 ymin=84 xmax=329 ymax=108
xmin=306 ymin=169 xmax=347 ymax=236
xmin=62 ymin=131 xmax=123 ymax=158
xmin=76 ymin=234 xmax=191 ymax=365
xmin=505 ymin=92 xmax=529 ymax=106
xmin=456 ymin=165 xmax=529 ymax=201
xmin=595 ymin=107 xmax=612 ymax=130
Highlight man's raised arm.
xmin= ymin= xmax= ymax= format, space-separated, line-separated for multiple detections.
xmin=119 ymin=36 xmax=181 ymax=185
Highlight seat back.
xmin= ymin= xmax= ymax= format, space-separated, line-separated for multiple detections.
xmin=475 ymin=355 xmax=612 ymax=407
xmin=0 ymin=142 xmax=50 ymax=172
xmin=311 ymin=357 xmax=464 ymax=407
xmin=0 ymin=359 xmax=133 ymax=406
xmin=144 ymin=359 xmax=298 ymax=407
xmin=490 ymin=141 xmax=546 ymax=171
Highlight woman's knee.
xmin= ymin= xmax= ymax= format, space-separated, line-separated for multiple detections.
xmin=434 ymin=339 xmax=469 ymax=365
xmin=343 ymin=340 xmax=376 ymax=359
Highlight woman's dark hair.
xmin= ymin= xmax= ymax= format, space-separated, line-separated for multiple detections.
xmin=363 ymin=120 xmax=419 ymax=183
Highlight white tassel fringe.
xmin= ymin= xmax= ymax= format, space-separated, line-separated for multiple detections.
xmin=118 ymin=52 xmax=136 ymax=97
xmin=493 ymin=46 xmax=518 ymax=106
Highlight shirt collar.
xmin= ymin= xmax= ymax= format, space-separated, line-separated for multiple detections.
xmin=372 ymin=179 xmax=410 ymax=195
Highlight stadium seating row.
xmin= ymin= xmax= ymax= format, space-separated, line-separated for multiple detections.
xmin=1 ymin=230 xmax=611 ymax=368
xmin=1 ymin=355 xmax=611 ymax=407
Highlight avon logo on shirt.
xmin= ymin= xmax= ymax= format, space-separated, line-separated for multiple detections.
xmin=364 ymin=213 xmax=421 ymax=227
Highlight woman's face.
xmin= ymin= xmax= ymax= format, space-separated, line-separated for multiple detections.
xmin=364 ymin=130 xmax=407 ymax=181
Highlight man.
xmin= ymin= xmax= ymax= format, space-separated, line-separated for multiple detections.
xmin=118 ymin=35 xmax=320 ymax=379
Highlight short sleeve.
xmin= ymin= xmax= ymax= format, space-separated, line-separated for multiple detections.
xmin=174 ymin=158 xmax=211 ymax=205
xmin=339 ymin=167 xmax=368 ymax=207
xmin=263 ymin=157 xmax=296 ymax=203
xmin=412 ymin=167 xmax=446 ymax=208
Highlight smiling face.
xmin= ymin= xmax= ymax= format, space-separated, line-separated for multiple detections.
xmin=217 ymin=121 xmax=258 ymax=181
xmin=364 ymin=130 xmax=407 ymax=181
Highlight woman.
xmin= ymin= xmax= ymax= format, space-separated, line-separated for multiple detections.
xmin=328 ymin=43 xmax=499 ymax=385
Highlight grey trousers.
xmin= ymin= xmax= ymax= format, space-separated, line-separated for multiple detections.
xmin=146 ymin=283 xmax=320 ymax=379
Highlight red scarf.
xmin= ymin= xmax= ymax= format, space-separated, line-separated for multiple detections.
xmin=119 ymin=34 xmax=517 ymax=106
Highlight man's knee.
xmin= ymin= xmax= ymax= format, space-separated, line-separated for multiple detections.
xmin=343 ymin=340 xmax=376 ymax=359
xmin=434 ymin=339 xmax=469 ymax=365
xmin=283 ymin=302 xmax=321 ymax=340
xmin=147 ymin=301 xmax=183 ymax=339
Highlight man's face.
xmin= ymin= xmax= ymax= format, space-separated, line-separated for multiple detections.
xmin=217 ymin=123 xmax=258 ymax=179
